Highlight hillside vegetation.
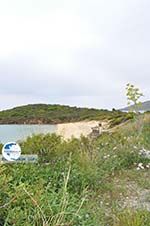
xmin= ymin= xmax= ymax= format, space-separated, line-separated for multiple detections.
xmin=0 ymin=104 xmax=132 ymax=125
xmin=0 ymin=113 xmax=150 ymax=225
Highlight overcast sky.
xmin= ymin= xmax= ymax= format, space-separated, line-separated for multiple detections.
xmin=0 ymin=0 xmax=149 ymax=110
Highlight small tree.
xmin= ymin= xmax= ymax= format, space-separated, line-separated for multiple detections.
xmin=126 ymin=83 xmax=143 ymax=114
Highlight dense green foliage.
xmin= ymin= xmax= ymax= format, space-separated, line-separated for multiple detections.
xmin=0 ymin=104 xmax=130 ymax=125
xmin=0 ymin=114 xmax=150 ymax=225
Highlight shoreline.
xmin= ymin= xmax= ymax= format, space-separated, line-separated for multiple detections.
xmin=0 ymin=121 xmax=109 ymax=143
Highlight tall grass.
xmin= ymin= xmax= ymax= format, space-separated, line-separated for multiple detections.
xmin=0 ymin=113 xmax=150 ymax=225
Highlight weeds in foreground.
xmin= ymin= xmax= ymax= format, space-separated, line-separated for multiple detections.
xmin=113 ymin=209 xmax=150 ymax=226
xmin=0 ymin=114 xmax=150 ymax=225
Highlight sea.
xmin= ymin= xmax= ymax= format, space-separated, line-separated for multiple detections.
xmin=0 ymin=125 xmax=57 ymax=144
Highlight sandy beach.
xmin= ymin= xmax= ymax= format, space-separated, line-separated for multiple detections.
xmin=56 ymin=120 xmax=109 ymax=140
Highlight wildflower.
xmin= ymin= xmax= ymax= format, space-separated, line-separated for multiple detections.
xmin=146 ymin=163 xmax=150 ymax=169
xmin=103 ymin=154 xmax=110 ymax=159
xmin=136 ymin=163 xmax=144 ymax=170
xmin=113 ymin=155 xmax=117 ymax=158
xmin=139 ymin=148 xmax=150 ymax=159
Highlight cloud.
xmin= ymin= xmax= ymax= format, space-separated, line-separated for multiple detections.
xmin=0 ymin=0 xmax=149 ymax=110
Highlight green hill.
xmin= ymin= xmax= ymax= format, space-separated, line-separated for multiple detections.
xmin=0 ymin=104 xmax=130 ymax=125
xmin=121 ymin=100 xmax=150 ymax=112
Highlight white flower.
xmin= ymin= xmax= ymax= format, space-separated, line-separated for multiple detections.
xmin=139 ymin=148 xmax=150 ymax=159
xmin=137 ymin=163 xmax=144 ymax=170
xmin=103 ymin=154 xmax=110 ymax=159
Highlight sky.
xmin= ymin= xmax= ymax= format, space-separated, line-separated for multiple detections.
xmin=0 ymin=0 xmax=149 ymax=110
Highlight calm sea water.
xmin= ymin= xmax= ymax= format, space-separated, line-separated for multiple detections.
xmin=0 ymin=125 xmax=57 ymax=144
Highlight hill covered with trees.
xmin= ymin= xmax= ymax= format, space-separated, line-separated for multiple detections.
xmin=0 ymin=104 xmax=131 ymax=125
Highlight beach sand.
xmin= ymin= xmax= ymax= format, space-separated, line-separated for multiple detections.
xmin=56 ymin=120 xmax=109 ymax=140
